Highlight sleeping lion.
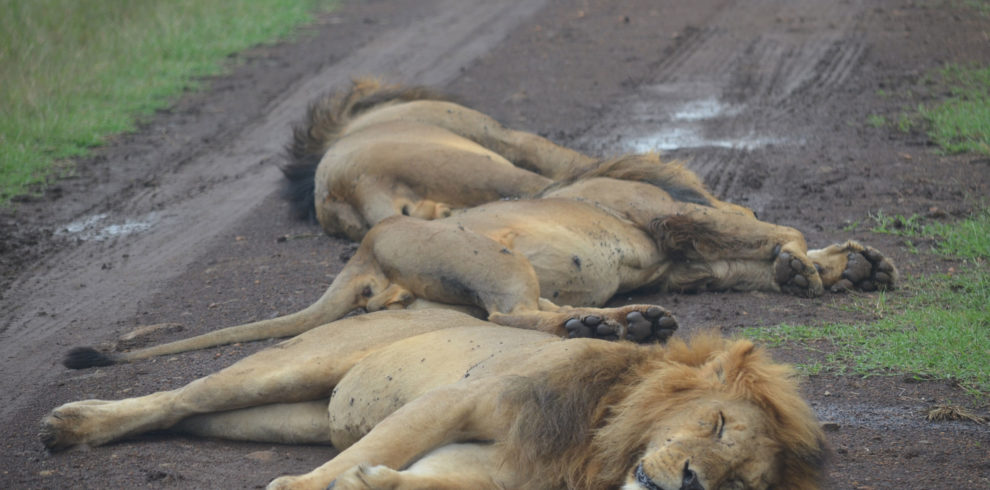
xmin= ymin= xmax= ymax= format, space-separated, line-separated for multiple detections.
xmin=63 ymin=82 xmax=898 ymax=368
xmin=43 ymin=309 xmax=827 ymax=490
xmin=64 ymin=152 xmax=897 ymax=368
xmin=283 ymin=79 xmax=598 ymax=241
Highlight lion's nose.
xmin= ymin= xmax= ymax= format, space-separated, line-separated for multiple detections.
xmin=681 ymin=461 xmax=704 ymax=490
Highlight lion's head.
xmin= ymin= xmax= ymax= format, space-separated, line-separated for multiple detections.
xmin=501 ymin=334 xmax=826 ymax=490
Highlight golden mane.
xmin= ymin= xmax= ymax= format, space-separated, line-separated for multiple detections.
xmin=281 ymin=78 xmax=454 ymax=221
xmin=498 ymin=333 xmax=826 ymax=489
xmin=289 ymin=78 xmax=453 ymax=160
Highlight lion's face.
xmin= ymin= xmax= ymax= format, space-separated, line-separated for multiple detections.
xmin=624 ymin=398 xmax=781 ymax=490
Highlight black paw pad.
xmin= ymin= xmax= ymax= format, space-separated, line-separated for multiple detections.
xmin=626 ymin=306 xmax=678 ymax=343
xmin=833 ymin=250 xmax=897 ymax=293
xmin=775 ymin=252 xmax=815 ymax=296
xmin=565 ymin=315 xmax=605 ymax=339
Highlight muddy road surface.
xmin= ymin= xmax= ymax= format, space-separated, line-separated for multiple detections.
xmin=2 ymin=0 xmax=988 ymax=488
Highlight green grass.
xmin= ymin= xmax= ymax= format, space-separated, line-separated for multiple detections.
xmin=0 ymin=0 xmax=337 ymax=204
xmin=868 ymin=62 xmax=990 ymax=154
xmin=965 ymin=0 xmax=990 ymax=15
xmin=921 ymin=65 xmax=990 ymax=155
xmin=745 ymin=210 xmax=990 ymax=396
xmin=871 ymin=208 xmax=990 ymax=258
xmin=866 ymin=114 xmax=887 ymax=128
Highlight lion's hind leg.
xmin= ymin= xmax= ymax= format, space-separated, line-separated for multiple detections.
xmin=807 ymin=240 xmax=898 ymax=292
xmin=491 ymin=303 xmax=679 ymax=343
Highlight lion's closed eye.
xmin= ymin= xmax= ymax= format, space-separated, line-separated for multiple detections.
xmin=715 ymin=411 xmax=725 ymax=439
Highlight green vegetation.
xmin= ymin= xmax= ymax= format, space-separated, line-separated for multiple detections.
xmin=920 ymin=65 xmax=990 ymax=155
xmin=866 ymin=114 xmax=887 ymax=128
xmin=964 ymin=0 xmax=990 ymax=15
xmin=0 ymin=0 xmax=336 ymax=204
xmin=746 ymin=209 xmax=990 ymax=396
xmin=868 ymin=62 xmax=990 ymax=155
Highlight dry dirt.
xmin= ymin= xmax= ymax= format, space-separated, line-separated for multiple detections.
xmin=2 ymin=0 xmax=989 ymax=488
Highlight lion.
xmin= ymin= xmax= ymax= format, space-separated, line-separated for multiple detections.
xmin=42 ymin=309 xmax=827 ymax=490
xmin=64 ymin=152 xmax=898 ymax=368
xmin=283 ymin=79 xmax=598 ymax=240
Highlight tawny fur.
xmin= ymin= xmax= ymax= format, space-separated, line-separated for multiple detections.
xmin=43 ymin=311 xmax=826 ymax=490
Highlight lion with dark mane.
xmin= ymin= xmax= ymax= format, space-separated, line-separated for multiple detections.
xmin=42 ymin=310 xmax=826 ymax=490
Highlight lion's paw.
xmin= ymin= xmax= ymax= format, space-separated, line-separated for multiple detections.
xmin=564 ymin=305 xmax=677 ymax=343
xmin=329 ymin=464 xmax=399 ymax=490
xmin=773 ymin=248 xmax=824 ymax=297
xmin=829 ymin=246 xmax=898 ymax=293
xmin=40 ymin=400 xmax=115 ymax=451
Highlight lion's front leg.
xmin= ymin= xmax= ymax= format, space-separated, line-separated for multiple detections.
xmin=267 ymin=382 xmax=506 ymax=490
xmin=807 ymin=240 xmax=898 ymax=292
xmin=329 ymin=444 xmax=504 ymax=490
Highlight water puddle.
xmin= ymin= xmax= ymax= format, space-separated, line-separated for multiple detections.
xmin=671 ymin=97 xmax=743 ymax=121
xmin=628 ymin=129 xmax=787 ymax=152
xmin=57 ymin=213 xmax=158 ymax=241
xmin=581 ymin=84 xmax=792 ymax=154
xmin=624 ymin=95 xmax=788 ymax=152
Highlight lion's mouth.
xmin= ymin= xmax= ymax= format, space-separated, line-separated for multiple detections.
xmin=634 ymin=461 xmax=706 ymax=490
xmin=635 ymin=463 xmax=666 ymax=490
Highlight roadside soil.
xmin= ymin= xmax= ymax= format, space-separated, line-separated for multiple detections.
xmin=2 ymin=0 xmax=988 ymax=488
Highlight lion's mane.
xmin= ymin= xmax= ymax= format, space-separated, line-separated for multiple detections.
xmin=498 ymin=333 xmax=826 ymax=489
xmin=281 ymin=79 xmax=454 ymax=221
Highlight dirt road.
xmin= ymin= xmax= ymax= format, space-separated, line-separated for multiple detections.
xmin=2 ymin=0 xmax=988 ymax=487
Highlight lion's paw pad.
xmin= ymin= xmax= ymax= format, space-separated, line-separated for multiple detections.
xmin=565 ymin=306 xmax=676 ymax=343
xmin=625 ymin=307 xmax=678 ymax=343
xmin=831 ymin=249 xmax=897 ymax=293
xmin=774 ymin=251 xmax=818 ymax=297
xmin=565 ymin=315 xmax=607 ymax=339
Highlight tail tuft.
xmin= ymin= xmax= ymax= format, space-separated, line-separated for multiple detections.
xmin=63 ymin=347 xmax=117 ymax=369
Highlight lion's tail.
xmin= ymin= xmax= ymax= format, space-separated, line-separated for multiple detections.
xmin=61 ymin=277 xmax=363 ymax=369
xmin=281 ymin=78 xmax=454 ymax=221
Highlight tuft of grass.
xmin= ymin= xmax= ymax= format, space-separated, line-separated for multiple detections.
xmin=0 ymin=0 xmax=337 ymax=204
xmin=866 ymin=114 xmax=887 ymax=128
xmin=746 ymin=210 xmax=990 ymax=397
xmin=871 ymin=208 xmax=990 ymax=259
xmin=920 ymin=64 xmax=990 ymax=155
xmin=964 ymin=0 xmax=990 ymax=16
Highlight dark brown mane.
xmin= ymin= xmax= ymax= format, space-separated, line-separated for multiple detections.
xmin=497 ymin=341 xmax=651 ymax=489
xmin=280 ymin=79 xmax=455 ymax=221
xmin=498 ymin=334 xmax=826 ymax=489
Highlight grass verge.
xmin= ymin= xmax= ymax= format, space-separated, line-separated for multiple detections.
xmin=0 ymin=0 xmax=337 ymax=205
xmin=920 ymin=65 xmax=990 ymax=155
xmin=866 ymin=63 xmax=990 ymax=156
xmin=745 ymin=209 xmax=990 ymax=397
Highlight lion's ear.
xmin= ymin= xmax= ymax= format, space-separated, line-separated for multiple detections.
xmin=718 ymin=339 xmax=759 ymax=380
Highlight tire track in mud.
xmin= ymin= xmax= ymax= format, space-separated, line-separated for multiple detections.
xmin=0 ymin=0 xmax=548 ymax=421
xmin=572 ymin=0 xmax=980 ymax=454
xmin=578 ymin=0 xmax=871 ymax=209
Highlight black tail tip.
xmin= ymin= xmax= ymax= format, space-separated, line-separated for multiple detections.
xmin=63 ymin=347 xmax=117 ymax=369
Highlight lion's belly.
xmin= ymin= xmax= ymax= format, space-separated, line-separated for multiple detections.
xmin=455 ymin=199 xmax=664 ymax=306
xmin=326 ymin=326 xmax=556 ymax=449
